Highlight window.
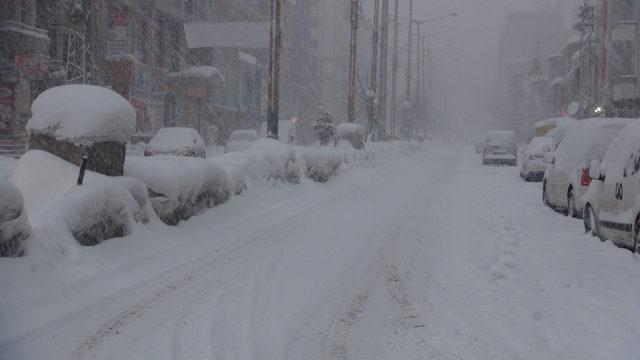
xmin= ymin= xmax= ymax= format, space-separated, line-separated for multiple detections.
xmin=20 ymin=0 xmax=28 ymax=23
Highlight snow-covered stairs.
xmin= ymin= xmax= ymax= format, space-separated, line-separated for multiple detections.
xmin=0 ymin=131 xmax=27 ymax=158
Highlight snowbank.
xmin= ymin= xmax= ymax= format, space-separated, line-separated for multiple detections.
xmin=125 ymin=155 xmax=232 ymax=225
xmin=336 ymin=123 xmax=365 ymax=150
xmin=216 ymin=138 xmax=301 ymax=193
xmin=13 ymin=151 xmax=151 ymax=252
xmin=145 ymin=127 xmax=206 ymax=158
xmin=26 ymin=85 xmax=136 ymax=146
xmin=0 ymin=179 xmax=29 ymax=257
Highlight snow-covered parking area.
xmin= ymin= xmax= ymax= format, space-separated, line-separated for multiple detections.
xmin=0 ymin=141 xmax=639 ymax=359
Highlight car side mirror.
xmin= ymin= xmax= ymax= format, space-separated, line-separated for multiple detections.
xmin=543 ymin=152 xmax=555 ymax=164
xmin=589 ymin=159 xmax=602 ymax=180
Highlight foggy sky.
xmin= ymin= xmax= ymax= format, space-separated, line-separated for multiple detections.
xmin=362 ymin=0 xmax=583 ymax=138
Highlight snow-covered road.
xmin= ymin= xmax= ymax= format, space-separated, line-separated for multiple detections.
xmin=2 ymin=141 xmax=639 ymax=359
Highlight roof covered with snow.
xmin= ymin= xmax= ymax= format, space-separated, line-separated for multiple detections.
xmin=26 ymin=85 xmax=136 ymax=145
xmin=168 ymin=66 xmax=225 ymax=82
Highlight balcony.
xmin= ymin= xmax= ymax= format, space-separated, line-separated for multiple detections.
xmin=612 ymin=75 xmax=637 ymax=101
xmin=611 ymin=21 xmax=637 ymax=43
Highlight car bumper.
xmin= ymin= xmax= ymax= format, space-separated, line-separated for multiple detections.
xmin=483 ymin=156 xmax=516 ymax=166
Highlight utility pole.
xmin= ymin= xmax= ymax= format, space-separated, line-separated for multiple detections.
xmin=406 ymin=0 xmax=413 ymax=101
xmin=423 ymin=42 xmax=430 ymax=127
xmin=414 ymin=23 xmax=424 ymax=108
xmin=367 ymin=0 xmax=380 ymax=139
xmin=377 ymin=0 xmax=389 ymax=139
xmin=391 ymin=0 xmax=399 ymax=136
xmin=267 ymin=0 xmax=283 ymax=139
xmin=348 ymin=0 xmax=360 ymax=123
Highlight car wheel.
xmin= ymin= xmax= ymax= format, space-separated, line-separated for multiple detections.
xmin=584 ymin=204 xmax=600 ymax=238
xmin=567 ymin=191 xmax=578 ymax=218
xmin=543 ymin=182 xmax=550 ymax=206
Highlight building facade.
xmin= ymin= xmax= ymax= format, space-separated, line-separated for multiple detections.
xmin=0 ymin=0 xmax=50 ymax=156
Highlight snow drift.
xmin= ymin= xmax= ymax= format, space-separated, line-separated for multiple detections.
xmin=0 ymin=179 xmax=29 ymax=257
xmin=125 ymin=155 xmax=232 ymax=226
xmin=13 ymin=151 xmax=151 ymax=253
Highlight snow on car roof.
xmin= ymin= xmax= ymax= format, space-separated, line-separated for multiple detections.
xmin=147 ymin=127 xmax=205 ymax=153
xmin=26 ymin=85 xmax=136 ymax=146
xmin=555 ymin=118 xmax=631 ymax=169
xmin=486 ymin=131 xmax=516 ymax=146
xmin=601 ymin=119 xmax=640 ymax=179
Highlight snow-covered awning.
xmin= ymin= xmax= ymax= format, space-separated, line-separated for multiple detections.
xmin=168 ymin=66 xmax=225 ymax=83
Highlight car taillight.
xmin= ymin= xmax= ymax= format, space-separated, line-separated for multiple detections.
xmin=581 ymin=167 xmax=592 ymax=186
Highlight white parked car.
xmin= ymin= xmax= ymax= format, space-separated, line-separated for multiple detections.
xmin=583 ymin=120 xmax=640 ymax=252
xmin=542 ymin=118 xmax=630 ymax=218
xmin=145 ymin=127 xmax=206 ymax=158
xmin=225 ymin=129 xmax=260 ymax=153
xmin=520 ymin=136 xmax=555 ymax=182
xmin=482 ymin=131 xmax=516 ymax=166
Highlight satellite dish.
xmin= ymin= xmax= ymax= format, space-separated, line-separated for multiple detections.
xmin=567 ymin=101 xmax=580 ymax=117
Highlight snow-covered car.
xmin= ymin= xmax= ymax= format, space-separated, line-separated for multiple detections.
xmin=474 ymin=136 xmax=486 ymax=153
xmin=520 ymin=136 xmax=554 ymax=182
xmin=542 ymin=118 xmax=630 ymax=218
xmin=482 ymin=131 xmax=516 ymax=166
xmin=145 ymin=127 xmax=206 ymax=158
xmin=260 ymin=120 xmax=297 ymax=145
xmin=583 ymin=120 xmax=640 ymax=252
xmin=225 ymin=129 xmax=261 ymax=153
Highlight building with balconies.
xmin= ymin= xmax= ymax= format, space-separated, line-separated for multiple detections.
xmin=597 ymin=0 xmax=640 ymax=117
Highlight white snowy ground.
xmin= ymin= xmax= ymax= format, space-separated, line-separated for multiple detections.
xmin=1 ymin=141 xmax=639 ymax=360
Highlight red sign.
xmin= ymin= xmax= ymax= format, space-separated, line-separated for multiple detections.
xmin=15 ymin=54 xmax=48 ymax=80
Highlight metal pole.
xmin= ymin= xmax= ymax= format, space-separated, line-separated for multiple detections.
xmin=406 ymin=0 xmax=413 ymax=101
xmin=377 ymin=0 xmax=389 ymax=139
xmin=348 ymin=0 xmax=359 ymax=123
xmin=415 ymin=24 xmax=422 ymax=107
xmin=391 ymin=0 xmax=399 ymax=135
xmin=267 ymin=0 xmax=283 ymax=139
xmin=368 ymin=0 xmax=380 ymax=138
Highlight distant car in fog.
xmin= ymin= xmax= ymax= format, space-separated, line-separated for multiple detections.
xmin=520 ymin=136 xmax=555 ymax=182
xmin=482 ymin=131 xmax=516 ymax=166
xmin=583 ymin=120 xmax=640 ymax=253
xmin=543 ymin=118 xmax=630 ymax=218
xmin=225 ymin=129 xmax=261 ymax=153
xmin=145 ymin=127 xmax=206 ymax=158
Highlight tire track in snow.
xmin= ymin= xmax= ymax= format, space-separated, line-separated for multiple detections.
xmin=67 ymin=157 xmax=421 ymax=360
xmin=69 ymin=182 xmax=375 ymax=360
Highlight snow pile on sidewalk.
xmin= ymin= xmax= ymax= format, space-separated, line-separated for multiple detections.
xmin=0 ymin=179 xmax=29 ymax=257
xmin=12 ymin=151 xmax=151 ymax=255
xmin=125 ymin=155 xmax=232 ymax=225
xmin=215 ymin=138 xmax=301 ymax=194
xmin=296 ymin=140 xmax=426 ymax=182
xmin=26 ymin=85 xmax=136 ymax=145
